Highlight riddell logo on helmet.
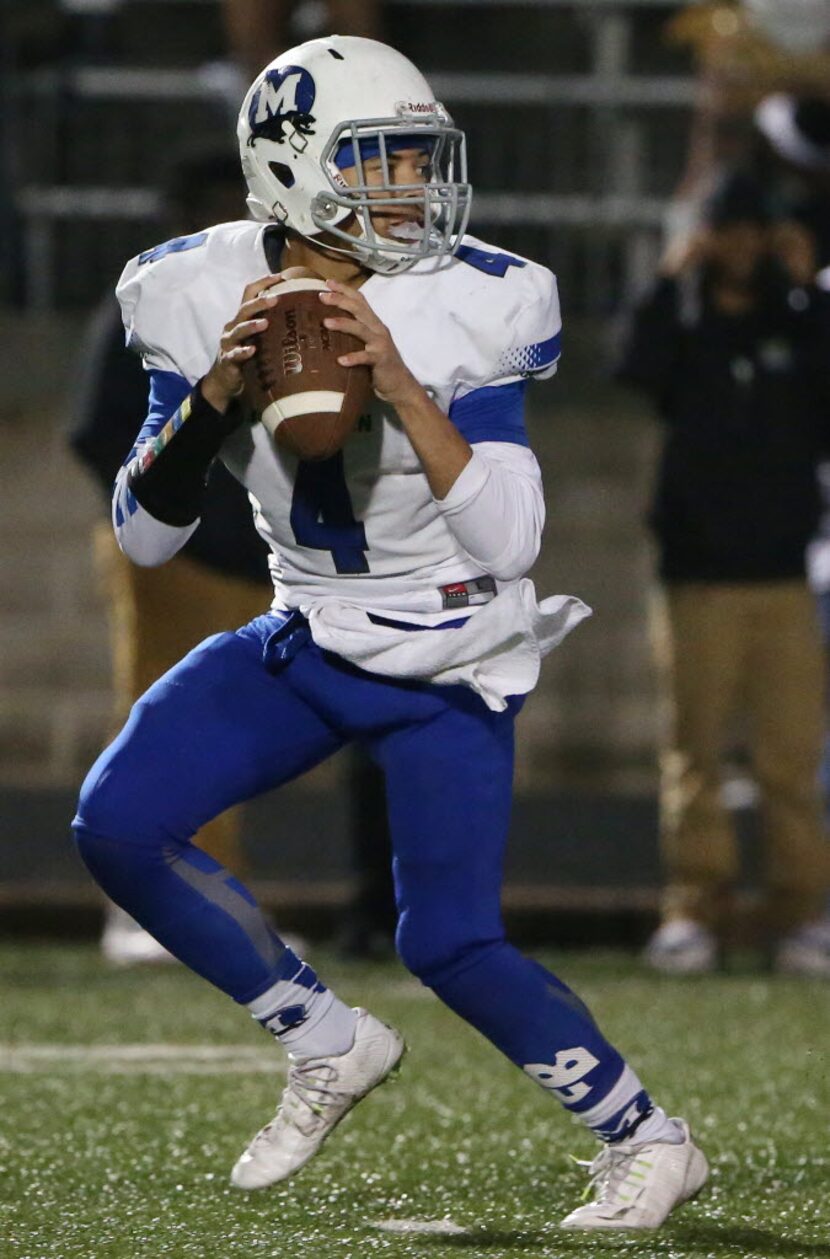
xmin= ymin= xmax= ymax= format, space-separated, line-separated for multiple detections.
xmin=396 ymin=101 xmax=436 ymax=115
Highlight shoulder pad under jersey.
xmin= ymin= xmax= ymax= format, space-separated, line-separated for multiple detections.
xmin=368 ymin=234 xmax=562 ymax=407
xmin=116 ymin=220 xmax=268 ymax=383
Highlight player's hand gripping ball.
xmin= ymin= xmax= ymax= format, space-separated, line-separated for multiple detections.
xmin=243 ymin=269 xmax=372 ymax=461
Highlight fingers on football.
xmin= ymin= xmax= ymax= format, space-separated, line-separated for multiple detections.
xmin=338 ymin=349 xmax=374 ymax=367
xmin=221 ymin=317 xmax=267 ymax=359
xmin=241 ymin=275 xmax=283 ymax=303
xmin=220 ymin=303 xmax=276 ymax=348
xmin=225 ymin=344 xmax=257 ymax=362
xmin=338 ymin=334 xmax=386 ymax=367
xmin=323 ymin=315 xmax=369 ymax=341
xmin=320 ymin=285 xmax=382 ymax=328
xmin=224 ymin=281 xmax=282 ymax=330
xmin=236 ymin=292 xmax=281 ymax=323
xmin=223 ymin=317 xmax=268 ymax=343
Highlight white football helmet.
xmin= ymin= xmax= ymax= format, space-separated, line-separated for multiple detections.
xmin=237 ymin=36 xmax=471 ymax=274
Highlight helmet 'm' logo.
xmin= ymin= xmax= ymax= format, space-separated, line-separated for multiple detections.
xmin=248 ymin=66 xmax=316 ymax=147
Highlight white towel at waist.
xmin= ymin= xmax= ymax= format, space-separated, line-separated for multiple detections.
xmin=307 ymin=578 xmax=591 ymax=712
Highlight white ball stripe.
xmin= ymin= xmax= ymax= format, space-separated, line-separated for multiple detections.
xmin=261 ymin=390 xmax=346 ymax=434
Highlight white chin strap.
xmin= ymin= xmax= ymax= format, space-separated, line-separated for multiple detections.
xmin=349 ymin=230 xmax=421 ymax=274
xmin=293 ymin=218 xmax=421 ymax=274
xmin=249 ymin=199 xmax=430 ymax=274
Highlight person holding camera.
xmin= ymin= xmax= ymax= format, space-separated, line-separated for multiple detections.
xmin=618 ymin=171 xmax=830 ymax=975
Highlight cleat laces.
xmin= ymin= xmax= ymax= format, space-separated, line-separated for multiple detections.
xmin=575 ymin=1145 xmax=653 ymax=1209
xmin=275 ymin=1061 xmax=343 ymax=1135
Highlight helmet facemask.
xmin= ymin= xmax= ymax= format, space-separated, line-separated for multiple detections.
xmin=312 ymin=117 xmax=471 ymax=273
xmin=238 ymin=37 xmax=473 ymax=273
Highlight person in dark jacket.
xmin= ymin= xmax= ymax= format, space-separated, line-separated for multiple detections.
xmin=618 ymin=171 xmax=830 ymax=976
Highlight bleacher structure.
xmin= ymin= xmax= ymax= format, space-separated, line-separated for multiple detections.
xmin=5 ymin=0 xmax=694 ymax=312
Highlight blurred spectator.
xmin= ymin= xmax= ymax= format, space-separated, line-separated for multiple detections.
xmin=617 ymin=172 xmax=830 ymax=976
xmin=754 ymin=96 xmax=830 ymax=831
xmin=665 ymin=1 xmax=830 ymax=244
xmin=754 ymin=94 xmax=830 ymax=268
xmin=666 ymin=12 xmax=830 ymax=860
xmin=808 ymin=458 xmax=830 ymax=804
xmin=808 ymin=268 xmax=830 ymax=837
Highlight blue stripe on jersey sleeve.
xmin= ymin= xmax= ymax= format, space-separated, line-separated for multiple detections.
xmin=497 ymin=330 xmax=561 ymax=377
xmin=114 ymin=486 xmax=139 ymax=528
xmin=142 ymin=370 xmax=193 ymax=438
xmin=448 ymin=381 xmax=530 ymax=447
xmin=124 ymin=369 xmax=193 ymax=464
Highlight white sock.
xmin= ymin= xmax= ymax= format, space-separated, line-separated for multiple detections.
xmin=247 ymin=963 xmax=358 ymax=1059
xmin=627 ymin=1105 xmax=685 ymax=1146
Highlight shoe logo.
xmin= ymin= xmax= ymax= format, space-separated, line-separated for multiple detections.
xmin=268 ymin=1004 xmax=309 ymax=1037
xmin=597 ymin=1096 xmax=652 ymax=1143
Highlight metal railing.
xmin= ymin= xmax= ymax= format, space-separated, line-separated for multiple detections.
xmin=8 ymin=0 xmax=691 ymax=308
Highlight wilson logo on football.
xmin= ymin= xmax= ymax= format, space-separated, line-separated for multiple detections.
xmin=281 ymin=310 xmax=303 ymax=375
xmin=243 ymin=276 xmax=372 ymax=462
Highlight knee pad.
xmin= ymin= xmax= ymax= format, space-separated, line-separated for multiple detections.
xmin=395 ymin=913 xmax=447 ymax=981
xmin=74 ymin=750 xmax=168 ymax=850
xmin=396 ymin=913 xmax=501 ymax=988
xmin=72 ymin=827 xmax=161 ymax=908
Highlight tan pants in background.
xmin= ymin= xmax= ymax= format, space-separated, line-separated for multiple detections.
xmin=95 ymin=523 xmax=271 ymax=874
xmin=651 ymin=580 xmax=829 ymax=935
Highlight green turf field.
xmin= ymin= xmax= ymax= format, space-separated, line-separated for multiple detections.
xmin=2 ymin=943 xmax=829 ymax=1259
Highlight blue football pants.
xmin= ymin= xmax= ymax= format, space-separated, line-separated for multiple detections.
xmin=74 ymin=615 xmax=644 ymax=1135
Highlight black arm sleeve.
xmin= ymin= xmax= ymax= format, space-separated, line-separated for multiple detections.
xmin=127 ymin=382 xmax=244 ymax=527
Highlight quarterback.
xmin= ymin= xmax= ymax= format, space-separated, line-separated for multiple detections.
xmin=73 ymin=36 xmax=707 ymax=1229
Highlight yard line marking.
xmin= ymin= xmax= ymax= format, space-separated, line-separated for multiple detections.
xmin=0 ymin=1044 xmax=283 ymax=1075
xmin=373 ymin=1220 xmax=469 ymax=1236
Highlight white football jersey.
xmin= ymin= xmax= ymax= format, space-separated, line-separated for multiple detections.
xmin=115 ymin=221 xmax=561 ymax=619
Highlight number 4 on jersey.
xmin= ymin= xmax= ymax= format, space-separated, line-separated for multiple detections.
xmin=290 ymin=454 xmax=369 ymax=575
xmin=456 ymin=244 xmax=526 ymax=278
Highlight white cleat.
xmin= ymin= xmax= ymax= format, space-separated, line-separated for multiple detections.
xmin=643 ymin=919 xmax=717 ymax=975
xmin=231 ymin=1008 xmax=405 ymax=1190
xmin=561 ymin=1119 xmax=708 ymax=1231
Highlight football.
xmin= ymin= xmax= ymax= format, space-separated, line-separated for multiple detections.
xmin=243 ymin=273 xmax=372 ymax=461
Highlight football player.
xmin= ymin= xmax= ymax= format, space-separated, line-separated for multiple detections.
xmin=72 ymin=36 xmax=707 ymax=1229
